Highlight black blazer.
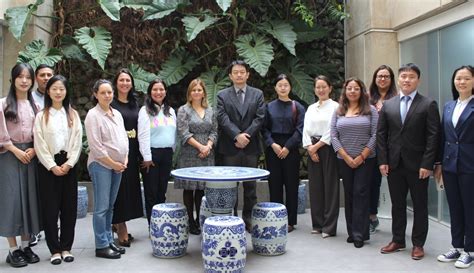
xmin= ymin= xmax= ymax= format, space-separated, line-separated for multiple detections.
xmin=216 ymin=85 xmax=265 ymax=156
xmin=377 ymin=93 xmax=440 ymax=172
xmin=439 ymin=99 xmax=474 ymax=174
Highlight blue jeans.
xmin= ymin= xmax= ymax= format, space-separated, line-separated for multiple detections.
xmin=88 ymin=161 xmax=122 ymax=249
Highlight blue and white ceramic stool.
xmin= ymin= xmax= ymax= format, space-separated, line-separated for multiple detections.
xmin=150 ymin=203 xmax=189 ymax=258
xmin=297 ymin=183 xmax=307 ymax=214
xmin=202 ymin=216 xmax=246 ymax=273
xmin=251 ymin=202 xmax=288 ymax=256
xmin=77 ymin=186 xmax=88 ymax=219
xmin=199 ymin=196 xmax=212 ymax=229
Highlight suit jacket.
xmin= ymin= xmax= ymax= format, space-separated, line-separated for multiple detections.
xmin=439 ymin=98 xmax=474 ymax=174
xmin=216 ymin=85 xmax=265 ymax=156
xmin=377 ymin=93 xmax=440 ymax=172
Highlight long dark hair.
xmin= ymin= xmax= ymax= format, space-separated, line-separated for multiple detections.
xmin=4 ymin=63 xmax=37 ymax=122
xmin=113 ymin=68 xmax=138 ymax=107
xmin=43 ymin=75 xmax=75 ymax=127
xmin=451 ymin=65 xmax=474 ymax=100
xmin=145 ymin=79 xmax=170 ymax=116
xmin=337 ymin=77 xmax=371 ymax=116
xmin=369 ymin=65 xmax=397 ymax=105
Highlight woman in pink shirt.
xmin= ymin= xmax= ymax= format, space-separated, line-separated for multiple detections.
xmin=85 ymin=79 xmax=129 ymax=259
xmin=0 ymin=63 xmax=41 ymax=268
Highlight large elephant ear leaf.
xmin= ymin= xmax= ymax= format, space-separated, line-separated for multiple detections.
xmin=234 ymin=34 xmax=274 ymax=77
xmin=142 ymin=0 xmax=190 ymax=20
xmin=128 ymin=63 xmax=158 ymax=93
xmin=98 ymin=0 xmax=121 ymax=21
xmin=215 ymin=0 xmax=232 ymax=13
xmin=158 ymin=49 xmax=198 ymax=86
xmin=274 ymin=57 xmax=315 ymax=105
xmin=74 ymin=26 xmax=112 ymax=70
xmin=182 ymin=15 xmax=219 ymax=42
xmin=260 ymin=20 xmax=297 ymax=56
xmin=17 ymin=39 xmax=62 ymax=70
xmin=4 ymin=0 xmax=44 ymax=42
xmin=200 ymin=67 xmax=231 ymax=107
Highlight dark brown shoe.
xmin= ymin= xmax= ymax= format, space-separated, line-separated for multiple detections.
xmin=380 ymin=241 xmax=406 ymax=254
xmin=411 ymin=246 xmax=424 ymax=260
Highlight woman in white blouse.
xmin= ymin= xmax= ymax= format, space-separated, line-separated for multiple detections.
xmin=302 ymin=75 xmax=339 ymax=238
xmin=33 ymin=75 xmax=82 ymax=265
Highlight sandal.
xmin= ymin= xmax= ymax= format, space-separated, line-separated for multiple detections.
xmin=50 ymin=254 xmax=62 ymax=265
xmin=61 ymin=251 xmax=74 ymax=263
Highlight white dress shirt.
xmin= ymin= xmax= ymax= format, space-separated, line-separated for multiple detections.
xmin=302 ymin=99 xmax=339 ymax=148
xmin=48 ymin=107 xmax=70 ymax=154
xmin=452 ymin=95 xmax=474 ymax=127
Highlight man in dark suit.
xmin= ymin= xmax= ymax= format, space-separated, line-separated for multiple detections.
xmin=216 ymin=60 xmax=265 ymax=230
xmin=377 ymin=63 xmax=440 ymax=260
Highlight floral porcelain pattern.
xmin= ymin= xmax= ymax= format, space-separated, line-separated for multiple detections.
xmin=202 ymin=216 xmax=246 ymax=273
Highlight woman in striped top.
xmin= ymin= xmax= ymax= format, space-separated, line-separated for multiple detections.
xmin=330 ymin=77 xmax=378 ymax=248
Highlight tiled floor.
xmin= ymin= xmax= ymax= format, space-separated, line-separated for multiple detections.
xmin=0 ymin=209 xmax=459 ymax=272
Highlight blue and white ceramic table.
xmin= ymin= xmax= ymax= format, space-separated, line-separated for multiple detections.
xmin=171 ymin=166 xmax=270 ymax=215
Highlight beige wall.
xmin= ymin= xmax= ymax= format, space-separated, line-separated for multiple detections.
xmin=1 ymin=0 xmax=53 ymax=96
xmin=345 ymin=0 xmax=467 ymax=86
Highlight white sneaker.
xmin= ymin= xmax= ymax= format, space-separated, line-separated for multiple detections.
xmin=322 ymin=233 xmax=330 ymax=238
xmin=437 ymin=248 xmax=461 ymax=262
xmin=455 ymin=252 xmax=473 ymax=269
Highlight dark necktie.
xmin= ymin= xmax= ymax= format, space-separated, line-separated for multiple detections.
xmin=237 ymin=89 xmax=244 ymax=104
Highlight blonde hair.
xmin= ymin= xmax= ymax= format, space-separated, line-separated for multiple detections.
xmin=186 ymin=78 xmax=208 ymax=108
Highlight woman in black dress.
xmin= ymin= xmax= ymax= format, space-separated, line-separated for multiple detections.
xmin=111 ymin=68 xmax=143 ymax=246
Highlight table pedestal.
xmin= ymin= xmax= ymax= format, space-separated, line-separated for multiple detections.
xmin=205 ymin=181 xmax=238 ymax=215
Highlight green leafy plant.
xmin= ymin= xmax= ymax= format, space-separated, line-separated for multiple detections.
xmin=17 ymin=40 xmax=62 ymax=70
xmin=234 ymin=34 xmax=274 ymax=77
xmin=4 ymin=0 xmax=45 ymax=42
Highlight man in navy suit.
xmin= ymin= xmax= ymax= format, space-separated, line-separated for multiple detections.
xmin=377 ymin=63 xmax=440 ymax=260
xmin=216 ymin=60 xmax=265 ymax=230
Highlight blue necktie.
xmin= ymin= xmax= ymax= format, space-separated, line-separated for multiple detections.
xmin=400 ymin=96 xmax=411 ymax=124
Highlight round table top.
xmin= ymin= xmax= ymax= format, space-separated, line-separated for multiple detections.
xmin=171 ymin=166 xmax=270 ymax=182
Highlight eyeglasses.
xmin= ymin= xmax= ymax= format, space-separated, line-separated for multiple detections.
xmin=376 ymin=75 xmax=391 ymax=80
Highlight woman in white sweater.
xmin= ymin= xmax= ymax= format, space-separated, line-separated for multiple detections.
xmin=33 ymin=75 xmax=82 ymax=265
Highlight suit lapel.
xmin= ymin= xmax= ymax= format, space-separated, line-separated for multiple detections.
xmin=403 ymin=93 xmax=420 ymax=126
xmin=444 ymin=100 xmax=456 ymax=132
xmin=229 ymin=87 xmax=245 ymax=117
xmin=240 ymin=88 xmax=251 ymax=118
xmin=455 ymin=98 xmax=474 ymax=133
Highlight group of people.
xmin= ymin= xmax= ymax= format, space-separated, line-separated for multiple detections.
xmin=0 ymin=59 xmax=472 ymax=269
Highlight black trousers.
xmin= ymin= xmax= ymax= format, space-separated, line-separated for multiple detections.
xmin=265 ymin=146 xmax=300 ymax=226
xmin=221 ymin=152 xmax=258 ymax=225
xmin=338 ymin=158 xmax=375 ymax=242
xmin=387 ymin=161 xmax=429 ymax=247
xmin=142 ymin=147 xmax=173 ymax=224
xmin=308 ymin=145 xmax=339 ymax=235
xmin=38 ymin=152 xmax=77 ymax=254
xmin=443 ymin=171 xmax=474 ymax=252
xmin=369 ymin=162 xmax=382 ymax=215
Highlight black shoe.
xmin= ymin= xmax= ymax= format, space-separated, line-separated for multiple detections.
xmin=354 ymin=240 xmax=364 ymax=248
xmin=109 ymin=243 xmax=126 ymax=254
xmin=50 ymin=254 xmax=62 ymax=265
xmin=189 ymin=220 xmax=201 ymax=235
xmin=95 ymin=247 xmax=121 ymax=259
xmin=22 ymin=247 xmax=40 ymax=263
xmin=29 ymin=234 xmax=39 ymax=247
xmin=346 ymin=237 xmax=354 ymax=243
xmin=6 ymin=250 xmax=27 ymax=268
